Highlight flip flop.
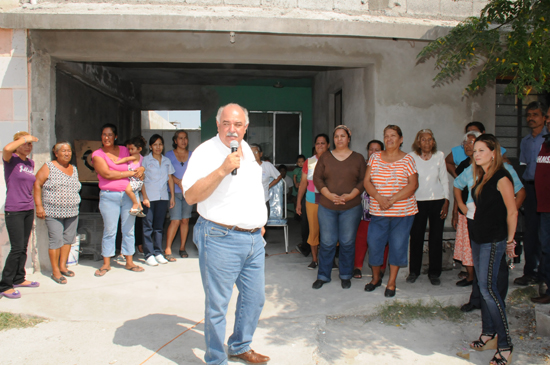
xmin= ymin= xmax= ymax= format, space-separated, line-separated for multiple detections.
xmin=165 ymin=254 xmax=177 ymax=262
xmin=125 ymin=265 xmax=144 ymax=272
xmin=14 ymin=281 xmax=40 ymax=288
xmin=137 ymin=211 xmax=146 ymax=218
xmin=60 ymin=270 xmax=75 ymax=277
xmin=0 ymin=290 xmax=21 ymax=299
xmin=179 ymin=250 xmax=188 ymax=258
xmin=129 ymin=208 xmax=140 ymax=216
xmin=94 ymin=268 xmax=110 ymax=277
xmin=51 ymin=275 xmax=67 ymax=285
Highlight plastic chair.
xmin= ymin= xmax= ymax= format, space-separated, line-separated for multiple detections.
xmin=266 ymin=178 xmax=288 ymax=253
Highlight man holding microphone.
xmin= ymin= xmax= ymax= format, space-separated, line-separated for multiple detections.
xmin=182 ymin=103 xmax=269 ymax=365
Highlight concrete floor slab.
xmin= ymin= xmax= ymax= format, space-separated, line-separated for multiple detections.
xmin=0 ymin=219 xmax=542 ymax=364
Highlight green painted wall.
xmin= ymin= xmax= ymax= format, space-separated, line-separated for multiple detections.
xmin=202 ymin=85 xmax=313 ymax=157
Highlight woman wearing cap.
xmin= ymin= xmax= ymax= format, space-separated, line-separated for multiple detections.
xmin=312 ymin=125 xmax=366 ymax=290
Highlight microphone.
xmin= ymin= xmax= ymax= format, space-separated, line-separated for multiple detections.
xmin=230 ymin=140 xmax=239 ymax=176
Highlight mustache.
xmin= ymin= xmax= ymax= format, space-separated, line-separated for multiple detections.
xmin=226 ymin=132 xmax=238 ymax=137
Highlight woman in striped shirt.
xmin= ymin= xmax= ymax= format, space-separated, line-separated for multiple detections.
xmin=363 ymin=125 xmax=419 ymax=297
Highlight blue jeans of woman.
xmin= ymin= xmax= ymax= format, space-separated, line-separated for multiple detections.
xmin=0 ymin=210 xmax=34 ymax=292
xmin=317 ymin=204 xmax=362 ymax=282
xmin=99 ymin=191 xmax=136 ymax=257
xmin=142 ymin=200 xmax=169 ymax=259
xmin=471 ymin=238 xmax=513 ymax=349
xmin=193 ymin=217 xmax=266 ymax=365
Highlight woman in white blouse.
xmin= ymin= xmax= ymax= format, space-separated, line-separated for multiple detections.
xmin=407 ymin=129 xmax=449 ymax=286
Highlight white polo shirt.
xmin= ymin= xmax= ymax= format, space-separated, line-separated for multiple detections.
xmin=182 ymin=134 xmax=267 ymax=229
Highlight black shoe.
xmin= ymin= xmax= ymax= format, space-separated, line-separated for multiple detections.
xmin=429 ymin=277 xmax=441 ymax=286
xmin=460 ymin=302 xmax=480 ymax=312
xmin=312 ymin=279 xmax=327 ymax=289
xmin=364 ymin=280 xmax=382 ymax=292
xmin=341 ymin=279 xmax=351 ymax=289
xmin=531 ymin=294 xmax=550 ymax=304
xmin=456 ymin=278 xmax=473 ymax=287
xmin=353 ymin=268 xmax=362 ymax=279
xmin=332 ymin=260 xmax=338 ymax=271
xmin=307 ymin=261 xmax=318 ymax=270
xmin=514 ymin=274 xmax=538 ymax=286
xmin=406 ymin=273 xmax=418 ymax=283
xmin=384 ymin=287 xmax=396 ymax=297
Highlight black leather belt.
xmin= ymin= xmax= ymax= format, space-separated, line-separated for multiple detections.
xmin=211 ymin=220 xmax=260 ymax=233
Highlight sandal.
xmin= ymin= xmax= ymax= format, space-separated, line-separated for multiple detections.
xmin=60 ymin=270 xmax=75 ymax=277
xmin=179 ymin=250 xmax=188 ymax=258
xmin=353 ymin=268 xmax=362 ymax=279
xmin=129 ymin=208 xmax=141 ymax=216
xmin=125 ymin=265 xmax=144 ymax=272
xmin=136 ymin=210 xmax=146 ymax=218
xmin=165 ymin=254 xmax=177 ymax=262
xmin=470 ymin=333 xmax=497 ymax=351
xmin=94 ymin=268 xmax=111 ymax=277
xmin=51 ymin=274 xmax=67 ymax=285
xmin=490 ymin=347 xmax=513 ymax=365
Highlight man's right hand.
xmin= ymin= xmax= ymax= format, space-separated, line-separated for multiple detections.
xmin=221 ymin=151 xmax=241 ymax=175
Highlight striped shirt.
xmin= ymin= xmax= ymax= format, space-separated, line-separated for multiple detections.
xmin=367 ymin=152 xmax=418 ymax=217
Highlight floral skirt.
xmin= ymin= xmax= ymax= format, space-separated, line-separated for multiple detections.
xmin=453 ymin=214 xmax=473 ymax=266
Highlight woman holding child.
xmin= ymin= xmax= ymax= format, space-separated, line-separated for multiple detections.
xmin=92 ymin=123 xmax=145 ymax=276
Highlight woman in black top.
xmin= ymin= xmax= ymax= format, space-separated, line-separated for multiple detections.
xmin=468 ymin=134 xmax=517 ymax=365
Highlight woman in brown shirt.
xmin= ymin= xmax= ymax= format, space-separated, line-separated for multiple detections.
xmin=312 ymin=125 xmax=366 ymax=290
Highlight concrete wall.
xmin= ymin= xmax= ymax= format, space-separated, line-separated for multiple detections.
xmin=27 ymin=0 xmax=488 ymax=19
xmin=312 ymin=38 xmax=495 ymax=160
xmin=0 ymin=29 xmax=31 ymax=272
xmin=55 ymin=70 xmax=141 ymax=146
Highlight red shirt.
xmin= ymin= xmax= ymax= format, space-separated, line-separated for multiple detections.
xmin=535 ymin=142 xmax=550 ymax=212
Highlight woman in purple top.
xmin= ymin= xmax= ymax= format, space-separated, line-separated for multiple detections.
xmin=92 ymin=123 xmax=145 ymax=277
xmin=0 ymin=131 xmax=40 ymax=299
xmin=165 ymin=130 xmax=193 ymax=259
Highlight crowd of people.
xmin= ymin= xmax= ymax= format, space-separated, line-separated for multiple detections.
xmin=1 ymin=101 xmax=549 ymax=365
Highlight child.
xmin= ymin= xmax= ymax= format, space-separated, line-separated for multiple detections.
xmin=291 ymin=154 xmax=306 ymax=207
xmin=113 ymin=136 xmax=146 ymax=217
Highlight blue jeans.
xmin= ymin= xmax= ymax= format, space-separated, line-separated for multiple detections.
xmin=193 ymin=217 xmax=266 ymax=365
xmin=317 ymin=204 xmax=362 ymax=282
xmin=142 ymin=200 xmax=169 ymax=259
xmin=471 ymin=238 xmax=513 ymax=349
xmin=540 ymin=213 xmax=550 ymax=296
xmin=368 ymin=215 xmax=415 ymax=267
xmin=99 ymin=190 xmax=136 ymax=257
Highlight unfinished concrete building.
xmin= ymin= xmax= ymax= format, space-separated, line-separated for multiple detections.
xmin=1 ymin=0 xmax=536 ymax=271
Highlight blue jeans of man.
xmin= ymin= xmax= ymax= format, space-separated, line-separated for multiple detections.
xmin=540 ymin=213 xmax=550 ymax=296
xmin=99 ymin=190 xmax=136 ymax=257
xmin=193 ymin=217 xmax=266 ymax=365
xmin=523 ymin=182 xmax=541 ymax=278
xmin=142 ymin=200 xmax=169 ymax=259
xmin=471 ymin=238 xmax=513 ymax=349
xmin=317 ymin=204 xmax=362 ymax=282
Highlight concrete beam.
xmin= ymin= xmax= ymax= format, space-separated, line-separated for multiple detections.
xmin=56 ymin=62 xmax=139 ymax=108
xmin=0 ymin=7 xmax=457 ymax=41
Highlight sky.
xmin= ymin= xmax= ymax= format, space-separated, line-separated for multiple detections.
xmin=154 ymin=110 xmax=201 ymax=129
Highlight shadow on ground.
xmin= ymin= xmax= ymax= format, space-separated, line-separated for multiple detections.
xmin=113 ymin=313 xmax=206 ymax=364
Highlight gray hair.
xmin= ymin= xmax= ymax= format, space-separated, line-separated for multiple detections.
xmin=463 ymin=130 xmax=481 ymax=143
xmin=51 ymin=141 xmax=72 ymax=160
xmin=216 ymin=103 xmax=250 ymax=125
